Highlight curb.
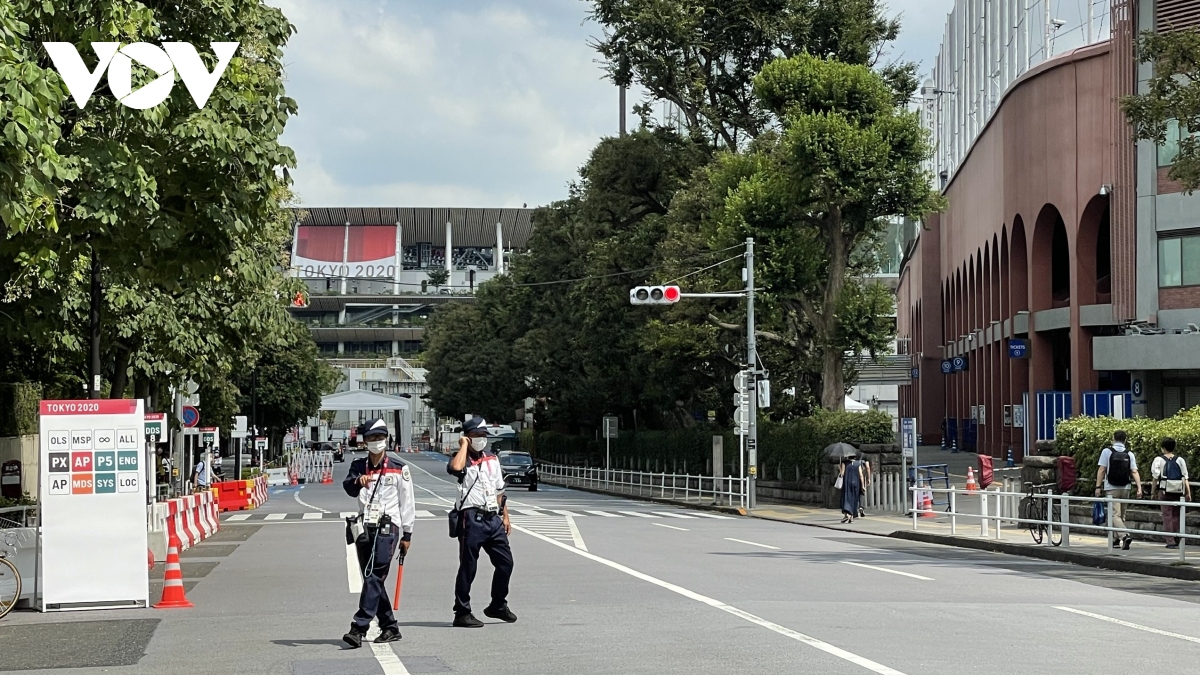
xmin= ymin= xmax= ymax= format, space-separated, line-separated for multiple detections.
xmin=889 ymin=530 xmax=1200 ymax=581
xmin=540 ymin=478 xmax=743 ymax=516
xmin=749 ymin=512 xmax=884 ymax=537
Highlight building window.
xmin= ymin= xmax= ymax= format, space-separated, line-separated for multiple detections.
xmin=1159 ymin=235 xmax=1200 ymax=287
xmin=1158 ymin=120 xmax=1199 ymax=167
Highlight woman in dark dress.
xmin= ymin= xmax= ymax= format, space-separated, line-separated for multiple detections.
xmin=839 ymin=457 xmax=866 ymax=523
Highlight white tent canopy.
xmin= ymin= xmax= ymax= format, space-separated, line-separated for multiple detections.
xmin=319 ymin=390 xmax=411 ymax=411
xmin=844 ymin=395 xmax=870 ymax=412
xmin=320 ymin=390 xmax=412 ymax=449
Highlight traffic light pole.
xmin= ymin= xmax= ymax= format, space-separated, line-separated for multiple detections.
xmin=745 ymin=237 xmax=757 ymax=510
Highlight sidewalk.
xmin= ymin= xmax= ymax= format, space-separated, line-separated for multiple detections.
xmin=751 ymin=501 xmax=1200 ymax=581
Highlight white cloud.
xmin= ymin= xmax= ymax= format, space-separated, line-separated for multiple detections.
xmin=270 ymin=0 xmax=616 ymax=209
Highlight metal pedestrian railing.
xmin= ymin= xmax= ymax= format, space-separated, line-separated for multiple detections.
xmin=538 ymin=463 xmax=748 ymax=508
xmin=910 ymin=484 xmax=1200 ymax=562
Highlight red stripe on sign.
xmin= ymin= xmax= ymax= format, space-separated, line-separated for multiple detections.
xmin=40 ymin=400 xmax=139 ymax=415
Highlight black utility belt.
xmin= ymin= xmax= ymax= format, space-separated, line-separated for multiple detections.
xmin=463 ymin=507 xmax=500 ymax=517
xmin=365 ymin=522 xmax=394 ymax=534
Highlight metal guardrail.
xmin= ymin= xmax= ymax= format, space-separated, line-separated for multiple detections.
xmin=538 ymin=463 xmax=748 ymax=508
xmin=0 ymin=505 xmax=38 ymax=529
xmin=910 ymin=485 xmax=1200 ymax=562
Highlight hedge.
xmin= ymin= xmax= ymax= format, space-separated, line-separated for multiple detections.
xmin=1055 ymin=406 xmax=1200 ymax=493
xmin=522 ymin=409 xmax=895 ymax=481
xmin=0 ymin=383 xmax=41 ymax=437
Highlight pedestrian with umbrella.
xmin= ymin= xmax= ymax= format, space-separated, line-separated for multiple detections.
xmin=826 ymin=443 xmax=865 ymax=524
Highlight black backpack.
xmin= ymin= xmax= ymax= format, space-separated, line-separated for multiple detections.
xmin=1107 ymin=447 xmax=1132 ymax=487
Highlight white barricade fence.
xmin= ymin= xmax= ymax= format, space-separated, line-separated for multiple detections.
xmin=909 ymin=483 xmax=1200 ymax=562
xmin=288 ymin=450 xmax=333 ymax=483
xmin=539 ymin=462 xmax=748 ymax=508
xmin=862 ymin=470 xmax=906 ymax=513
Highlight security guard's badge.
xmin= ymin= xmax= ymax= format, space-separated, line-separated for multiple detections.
xmin=364 ymin=502 xmax=383 ymax=525
xmin=484 ymin=481 xmax=499 ymax=513
xmin=402 ymin=465 xmax=411 ymax=481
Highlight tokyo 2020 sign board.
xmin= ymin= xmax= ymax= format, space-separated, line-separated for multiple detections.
xmin=39 ymin=399 xmax=149 ymax=611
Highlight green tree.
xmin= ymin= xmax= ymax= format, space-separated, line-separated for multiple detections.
xmin=713 ymin=55 xmax=941 ymax=410
xmin=425 ymin=267 xmax=449 ymax=291
xmin=421 ymin=300 xmax=527 ymax=422
xmin=589 ymin=0 xmax=911 ymax=147
xmin=1122 ymin=27 xmax=1200 ymax=192
xmin=0 ymin=0 xmax=300 ymax=401
xmin=236 ymin=323 xmax=341 ymax=452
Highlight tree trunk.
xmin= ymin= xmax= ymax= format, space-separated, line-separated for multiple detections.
xmin=110 ymin=346 xmax=131 ymax=400
xmin=819 ymin=212 xmax=849 ymax=411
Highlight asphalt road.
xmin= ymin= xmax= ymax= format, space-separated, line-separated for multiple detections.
xmin=6 ymin=450 xmax=1200 ymax=674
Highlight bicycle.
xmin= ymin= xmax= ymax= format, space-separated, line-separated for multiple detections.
xmin=1020 ymin=482 xmax=1063 ymax=546
xmin=0 ymin=530 xmax=21 ymax=619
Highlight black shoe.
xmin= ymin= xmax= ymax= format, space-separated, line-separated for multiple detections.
xmin=1167 ymin=543 xmax=1180 ymax=549
xmin=453 ymin=613 xmax=484 ymax=628
xmin=1122 ymin=536 xmax=1132 ymax=550
xmin=342 ymin=627 xmax=366 ymax=648
xmin=484 ymin=605 xmax=518 ymax=623
xmin=374 ymin=626 xmax=402 ymax=643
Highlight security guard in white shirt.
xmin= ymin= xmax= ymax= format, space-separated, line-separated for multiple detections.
xmin=448 ymin=416 xmax=516 ymax=627
xmin=342 ymin=418 xmax=416 ymax=647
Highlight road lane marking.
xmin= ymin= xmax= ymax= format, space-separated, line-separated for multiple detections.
xmin=653 ymin=512 xmax=696 ymax=519
xmin=293 ymin=486 xmax=330 ymax=513
xmin=512 ymin=509 xmax=546 ymax=516
xmin=549 ymin=509 xmax=585 ymax=517
xmin=346 ymin=544 xmax=362 ymax=594
xmin=725 ymin=537 xmax=780 ymax=550
xmin=618 ymin=511 xmax=658 ymax=518
xmin=301 ymin=513 xmax=323 ymax=520
xmin=364 ymin=626 xmax=412 ymax=674
xmin=511 ymin=524 xmax=905 ymax=675
xmin=842 ymin=562 xmax=933 ymax=581
xmin=586 ymin=510 xmax=623 ymax=517
xmin=689 ymin=512 xmax=735 ymax=519
xmin=566 ymin=515 xmax=588 ymax=551
xmin=1054 ymin=607 xmax=1200 ymax=644
xmin=415 ymin=509 xmax=436 ymax=518
xmin=340 ymin=512 xmax=357 ymax=518
xmin=653 ymin=523 xmax=689 ymax=531
xmin=226 ymin=514 xmax=251 ymax=522
xmin=264 ymin=513 xmax=286 ymax=521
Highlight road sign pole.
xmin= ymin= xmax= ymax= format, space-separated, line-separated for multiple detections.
xmin=606 ymin=434 xmax=611 ymax=489
xmin=745 ymin=237 xmax=757 ymax=511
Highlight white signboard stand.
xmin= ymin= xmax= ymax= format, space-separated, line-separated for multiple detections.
xmin=39 ymin=399 xmax=149 ymax=611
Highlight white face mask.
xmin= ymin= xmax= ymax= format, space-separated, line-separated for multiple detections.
xmin=366 ymin=439 xmax=387 ymax=454
xmin=470 ymin=437 xmax=488 ymax=452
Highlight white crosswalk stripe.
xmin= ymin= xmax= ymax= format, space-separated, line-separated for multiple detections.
xmin=223 ymin=506 xmax=736 ymax=523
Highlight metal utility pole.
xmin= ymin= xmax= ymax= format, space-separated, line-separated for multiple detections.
xmin=619 ymin=85 xmax=627 ymax=136
xmin=745 ymin=237 xmax=757 ymax=510
xmin=89 ymin=245 xmax=101 ymax=399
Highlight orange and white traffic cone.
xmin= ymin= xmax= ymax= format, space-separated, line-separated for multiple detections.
xmin=154 ymin=533 xmax=194 ymax=609
xmin=965 ymin=467 xmax=979 ymax=493
xmin=919 ymin=489 xmax=936 ymax=518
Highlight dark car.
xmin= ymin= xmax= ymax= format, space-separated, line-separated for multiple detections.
xmin=332 ymin=442 xmax=344 ymax=463
xmin=499 ymin=452 xmax=538 ymax=491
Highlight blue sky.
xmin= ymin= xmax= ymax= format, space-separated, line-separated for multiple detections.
xmin=267 ymin=1 xmax=964 ymax=209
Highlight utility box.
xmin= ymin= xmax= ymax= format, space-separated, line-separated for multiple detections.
xmin=1 ymin=459 xmax=20 ymax=499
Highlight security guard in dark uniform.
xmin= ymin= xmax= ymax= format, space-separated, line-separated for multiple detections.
xmin=448 ymin=416 xmax=516 ymax=627
xmin=342 ymin=418 xmax=415 ymax=647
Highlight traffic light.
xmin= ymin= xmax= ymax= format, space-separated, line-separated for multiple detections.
xmin=629 ymin=285 xmax=681 ymax=305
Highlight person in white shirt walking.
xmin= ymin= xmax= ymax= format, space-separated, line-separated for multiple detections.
xmin=1094 ymin=430 xmax=1143 ymax=550
xmin=1151 ymin=437 xmax=1192 ymax=549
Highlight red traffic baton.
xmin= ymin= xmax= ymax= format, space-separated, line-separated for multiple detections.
xmin=392 ymin=553 xmax=405 ymax=611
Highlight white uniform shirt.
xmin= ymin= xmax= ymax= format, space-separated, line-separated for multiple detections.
xmin=1151 ymin=455 xmax=1190 ymax=484
xmin=194 ymin=461 xmax=210 ymax=486
xmin=353 ymin=457 xmax=416 ymax=536
xmin=451 ymin=452 xmax=506 ymax=512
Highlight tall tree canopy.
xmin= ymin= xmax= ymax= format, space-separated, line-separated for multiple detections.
xmin=0 ymin=0 xmax=304 ymax=407
xmin=1122 ymin=27 xmax=1200 ymax=192
xmin=589 ymin=0 xmax=913 ymax=147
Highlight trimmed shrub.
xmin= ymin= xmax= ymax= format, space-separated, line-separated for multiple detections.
xmin=524 ymin=409 xmax=895 ymax=480
xmin=1055 ymin=407 xmax=1200 ymax=493
xmin=0 ymin=383 xmax=41 ymax=437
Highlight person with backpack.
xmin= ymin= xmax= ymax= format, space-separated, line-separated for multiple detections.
xmin=1151 ymin=437 xmax=1192 ymax=549
xmin=1094 ymin=430 xmax=1143 ymax=550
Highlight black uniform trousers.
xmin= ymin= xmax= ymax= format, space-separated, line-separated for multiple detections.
xmin=353 ymin=525 xmax=399 ymax=631
xmin=454 ymin=509 xmax=513 ymax=615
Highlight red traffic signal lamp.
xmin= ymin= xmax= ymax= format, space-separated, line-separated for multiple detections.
xmin=291 ymin=290 xmax=308 ymax=308
xmin=629 ymin=285 xmax=681 ymax=305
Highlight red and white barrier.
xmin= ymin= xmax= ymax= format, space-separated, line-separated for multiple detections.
xmin=149 ymin=491 xmax=222 ymax=561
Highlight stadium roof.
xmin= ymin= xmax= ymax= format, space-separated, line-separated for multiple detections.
xmin=292 ymin=207 xmax=534 ymax=248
